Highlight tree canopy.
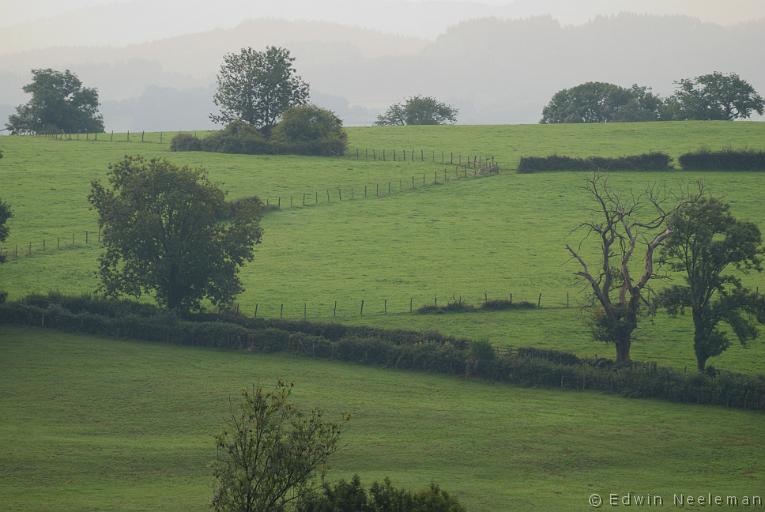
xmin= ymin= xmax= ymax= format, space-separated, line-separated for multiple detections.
xmin=659 ymin=193 xmax=765 ymax=371
xmin=212 ymin=382 xmax=346 ymax=512
xmin=211 ymin=46 xmax=310 ymax=135
xmin=666 ymin=72 xmax=765 ymax=121
xmin=541 ymin=82 xmax=665 ymax=124
xmin=376 ymin=96 xmax=458 ymax=126
xmin=89 ymin=156 xmax=262 ymax=312
xmin=567 ymin=175 xmax=674 ymax=364
xmin=6 ymin=68 xmax=104 ymax=134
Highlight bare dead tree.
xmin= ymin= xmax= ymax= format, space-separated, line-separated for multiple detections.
xmin=566 ymin=174 xmax=674 ymax=364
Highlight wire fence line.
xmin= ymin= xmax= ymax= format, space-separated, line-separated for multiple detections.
xmin=0 ymin=230 xmax=101 ymax=261
xmin=233 ymin=291 xmax=579 ymax=322
xmin=259 ymin=161 xmax=500 ymax=210
xmin=1 ymin=161 xmax=501 ymax=260
xmin=23 ymin=133 xmax=501 ymax=170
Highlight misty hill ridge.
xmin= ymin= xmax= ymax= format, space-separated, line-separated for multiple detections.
xmin=1 ymin=14 xmax=763 ymax=129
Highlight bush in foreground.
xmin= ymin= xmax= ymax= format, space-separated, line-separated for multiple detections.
xmin=517 ymin=153 xmax=672 ymax=173
xmin=297 ymin=475 xmax=466 ymax=512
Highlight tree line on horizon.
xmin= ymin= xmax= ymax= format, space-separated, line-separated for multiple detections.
xmin=541 ymin=73 xmax=764 ymax=124
xmin=10 ymin=45 xmax=763 ymax=135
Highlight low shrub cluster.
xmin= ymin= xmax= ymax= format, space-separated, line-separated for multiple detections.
xmin=297 ymin=475 xmax=465 ymax=512
xmin=2 ymin=294 xmax=764 ymax=411
xmin=170 ymin=106 xmax=347 ymax=157
xmin=517 ymin=152 xmax=672 ymax=173
xmin=417 ymin=298 xmax=536 ymax=315
xmin=678 ymin=149 xmax=765 ymax=171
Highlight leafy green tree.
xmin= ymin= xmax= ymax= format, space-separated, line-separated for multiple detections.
xmin=541 ymin=82 xmax=665 ymax=123
xmin=6 ymin=68 xmax=104 ymax=134
xmin=658 ymin=194 xmax=765 ymax=371
xmin=89 ymin=156 xmax=262 ymax=312
xmin=567 ymin=175 xmax=674 ymax=364
xmin=212 ymin=382 xmax=347 ymax=512
xmin=667 ymin=72 xmax=764 ymax=120
xmin=211 ymin=46 xmax=310 ymax=136
xmin=271 ymin=105 xmax=347 ymax=155
xmin=376 ymin=96 xmax=458 ymax=126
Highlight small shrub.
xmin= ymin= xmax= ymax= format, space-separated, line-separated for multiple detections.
xmin=517 ymin=153 xmax=672 ymax=173
xmin=678 ymin=149 xmax=765 ymax=171
xmin=416 ymin=298 xmax=474 ymax=315
xmin=169 ymin=133 xmax=202 ymax=151
xmin=271 ymin=105 xmax=348 ymax=156
xmin=479 ymin=299 xmax=536 ymax=311
xmin=201 ymin=121 xmax=271 ymax=154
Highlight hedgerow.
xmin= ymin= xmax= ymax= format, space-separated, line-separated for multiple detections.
xmin=1 ymin=294 xmax=763 ymax=411
xmin=517 ymin=152 xmax=672 ymax=173
xmin=678 ymin=149 xmax=765 ymax=171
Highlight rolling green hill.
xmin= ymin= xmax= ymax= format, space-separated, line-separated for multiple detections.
xmin=2 ymin=122 xmax=765 ymax=374
xmin=1 ymin=326 xmax=763 ymax=512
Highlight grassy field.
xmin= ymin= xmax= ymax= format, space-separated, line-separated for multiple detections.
xmin=2 ymin=122 xmax=765 ymax=375
xmin=1 ymin=326 xmax=763 ymax=512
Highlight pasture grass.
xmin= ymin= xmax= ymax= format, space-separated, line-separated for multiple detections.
xmin=1 ymin=326 xmax=763 ymax=512
xmin=2 ymin=122 xmax=765 ymax=374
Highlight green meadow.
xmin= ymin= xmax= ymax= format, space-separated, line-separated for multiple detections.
xmin=1 ymin=326 xmax=763 ymax=512
xmin=2 ymin=121 xmax=765 ymax=511
xmin=2 ymin=122 xmax=765 ymax=373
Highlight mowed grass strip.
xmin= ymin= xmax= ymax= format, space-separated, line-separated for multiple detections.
xmin=1 ymin=326 xmax=763 ymax=512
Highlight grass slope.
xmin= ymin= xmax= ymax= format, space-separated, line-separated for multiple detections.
xmin=2 ymin=122 xmax=765 ymax=374
xmin=1 ymin=326 xmax=763 ymax=511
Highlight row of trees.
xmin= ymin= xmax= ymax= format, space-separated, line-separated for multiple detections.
xmin=5 ymin=47 xmax=459 ymax=136
xmin=569 ymin=176 xmax=764 ymax=371
xmin=8 ymin=62 xmax=759 ymax=133
xmin=542 ymin=72 xmax=764 ymax=123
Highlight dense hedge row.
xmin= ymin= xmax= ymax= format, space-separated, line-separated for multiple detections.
xmin=517 ymin=152 xmax=672 ymax=173
xmin=2 ymin=295 xmax=764 ymax=411
xmin=678 ymin=149 xmax=765 ymax=171
xmin=171 ymin=107 xmax=347 ymax=157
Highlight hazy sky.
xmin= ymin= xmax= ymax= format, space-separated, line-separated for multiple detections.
xmin=4 ymin=0 xmax=764 ymax=29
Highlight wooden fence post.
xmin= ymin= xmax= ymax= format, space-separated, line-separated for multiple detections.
xmin=384 ymin=299 xmax=387 ymax=315
xmin=254 ymin=304 xmax=259 ymax=318
xmin=280 ymin=304 xmax=284 ymax=319
xmin=410 ymin=297 xmax=413 ymax=313
xmin=333 ymin=301 xmax=337 ymax=318
xmin=538 ymin=293 xmax=542 ymax=309
xmin=360 ymin=300 xmax=365 ymax=317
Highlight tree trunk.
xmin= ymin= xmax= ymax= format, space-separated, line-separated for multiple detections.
xmin=693 ymin=311 xmax=708 ymax=372
xmin=615 ymin=336 xmax=631 ymax=364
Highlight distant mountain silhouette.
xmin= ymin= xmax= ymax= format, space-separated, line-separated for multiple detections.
xmin=2 ymin=0 xmax=762 ymax=53
xmin=1 ymin=15 xmax=763 ymax=130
